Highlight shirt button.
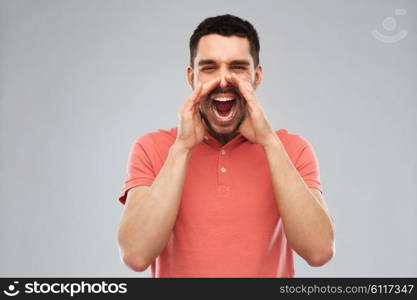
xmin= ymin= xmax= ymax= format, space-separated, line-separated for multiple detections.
xmin=220 ymin=149 xmax=226 ymax=155
xmin=220 ymin=167 xmax=226 ymax=173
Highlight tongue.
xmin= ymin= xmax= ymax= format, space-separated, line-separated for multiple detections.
xmin=215 ymin=100 xmax=234 ymax=115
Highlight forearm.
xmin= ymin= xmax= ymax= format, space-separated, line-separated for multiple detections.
xmin=118 ymin=141 xmax=191 ymax=267
xmin=263 ymin=137 xmax=335 ymax=265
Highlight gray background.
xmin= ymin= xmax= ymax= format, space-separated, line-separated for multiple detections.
xmin=1 ymin=0 xmax=416 ymax=277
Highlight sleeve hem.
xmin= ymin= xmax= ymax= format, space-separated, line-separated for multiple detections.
xmin=305 ymin=181 xmax=323 ymax=194
xmin=118 ymin=179 xmax=154 ymax=205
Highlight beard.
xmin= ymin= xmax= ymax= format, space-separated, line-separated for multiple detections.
xmin=198 ymin=84 xmax=248 ymax=139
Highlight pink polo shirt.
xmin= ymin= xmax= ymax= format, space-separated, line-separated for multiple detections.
xmin=118 ymin=127 xmax=323 ymax=277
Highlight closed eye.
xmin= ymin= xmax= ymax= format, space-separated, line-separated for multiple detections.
xmin=231 ymin=66 xmax=247 ymax=70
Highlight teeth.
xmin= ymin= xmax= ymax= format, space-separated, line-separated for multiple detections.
xmin=213 ymin=97 xmax=234 ymax=102
xmin=211 ymin=101 xmax=236 ymax=121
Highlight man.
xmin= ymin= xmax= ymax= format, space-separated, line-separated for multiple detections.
xmin=117 ymin=14 xmax=335 ymax=277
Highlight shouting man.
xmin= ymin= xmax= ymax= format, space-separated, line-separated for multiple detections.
xmin=117 ymin=14 xmax=335 ymax=277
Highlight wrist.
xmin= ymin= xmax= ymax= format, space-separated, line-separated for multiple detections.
xmin=261 ymin=134 xmax=282 ymax=149
xmin=171 ymin=140 xmax=193 ymax=156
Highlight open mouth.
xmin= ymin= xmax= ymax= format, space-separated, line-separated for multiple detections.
xmin=210 ymin=94 xmax=238 ymax=123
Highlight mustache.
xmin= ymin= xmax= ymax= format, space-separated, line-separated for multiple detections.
xmin=208 ymin=86 xmax=239 ymax=97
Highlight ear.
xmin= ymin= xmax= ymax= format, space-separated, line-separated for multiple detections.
xmin=254 ymin=64 xmax=263 ymax=89
xmin=186 ymin=66 xmax=194 ymax=89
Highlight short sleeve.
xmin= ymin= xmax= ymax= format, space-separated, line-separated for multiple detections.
xmin=294 ymin=136 xmax=323 ymax=194
xmin=118 ymin=136 xmax=156 ymax=205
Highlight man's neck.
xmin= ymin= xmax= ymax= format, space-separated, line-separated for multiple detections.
xmin=208 ymin=130 xmax=239 ymax=146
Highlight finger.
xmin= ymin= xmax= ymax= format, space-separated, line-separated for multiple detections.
xmin=225 ymin=73 xmax=245 ymax=93
xmin=190 ymin=77 xmax=221 ymax=112
xmin=225 ymin=74 xmax=258 ymax=116
xmin=193 ymin=105 xmax=203 ymax=124
xmin=227 ymin=73 xmax=256 ymax=103
xmin=195 ymin=77 xmax=221 ymax=103
xmin=183 ymin=82 xmax=202 ymax=111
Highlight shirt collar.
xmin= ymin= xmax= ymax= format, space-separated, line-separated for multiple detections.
xmin=202 ymin=129 xmax=249 ymax=150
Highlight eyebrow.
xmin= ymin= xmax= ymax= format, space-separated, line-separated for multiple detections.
xmin=229 ymin=60 xmax=250 ymax=66
xmin=198 ymin=59 xmax=216 ymax=66
xmin=198 ymin=59 xmax=251 ymax=66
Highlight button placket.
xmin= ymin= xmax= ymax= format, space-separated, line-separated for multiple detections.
xmin=219 ymin=149 xmax=227 ymax=179
xmin=217 ymin=147 xmax=230 ymax=197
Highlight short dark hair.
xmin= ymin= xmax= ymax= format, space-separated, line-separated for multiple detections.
xmin=189 ymin=14 xmax=260 ymax=67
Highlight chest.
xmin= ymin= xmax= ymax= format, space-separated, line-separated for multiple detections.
xmin=178 ymin=145 xmax=279 ymax=228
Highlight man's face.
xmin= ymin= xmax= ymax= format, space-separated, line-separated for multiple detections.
xmin=188 ymin=34 xmax=262 ymax=137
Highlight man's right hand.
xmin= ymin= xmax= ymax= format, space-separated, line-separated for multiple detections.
xmin=175 ymin=77 xmax=220 ymax=151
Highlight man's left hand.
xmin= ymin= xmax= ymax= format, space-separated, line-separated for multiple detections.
xmin=226 ymin=73 xmax=279 ymax=147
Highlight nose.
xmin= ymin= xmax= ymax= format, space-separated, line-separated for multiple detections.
xmin=219 ymin=73 xmax=231 ymax=90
